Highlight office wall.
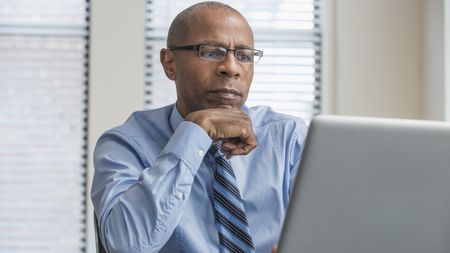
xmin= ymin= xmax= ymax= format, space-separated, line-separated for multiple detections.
xmin=423 ymin=0 xmax=445 ymax=120
xmin=87 ymin=0 xmax=146 ymax=252
xmin=333 ymin=0 xmax=423 ymax=118
xmin=330 ymin=0 xmax=449 ymax=120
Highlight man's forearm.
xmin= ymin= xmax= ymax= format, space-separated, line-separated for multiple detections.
xmin=92 ymin=122 xmax=212 ymax=252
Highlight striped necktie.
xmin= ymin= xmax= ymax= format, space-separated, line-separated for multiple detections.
xmin=209 ymin=142 xmax=256 ymax=253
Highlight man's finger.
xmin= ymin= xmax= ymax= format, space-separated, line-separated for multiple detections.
xmin=221 ymin=141 xmax=238 ymax=151
xmin=222 ymin=138 xmax=256 ymax=156
xmin=272 ymin=244 xmax=278 ymax=253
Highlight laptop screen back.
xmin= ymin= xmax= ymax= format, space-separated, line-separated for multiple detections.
xmin=278 ymin=115 xmax=450 ymax=253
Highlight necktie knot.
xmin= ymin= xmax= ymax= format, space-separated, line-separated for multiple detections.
xmin=210 ymin=141 xmax=225 ymax=159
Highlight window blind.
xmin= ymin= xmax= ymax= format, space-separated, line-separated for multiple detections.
xmin=145 ymin=0 xmax=321 ymax=122
xmin=0 ymin=1 xmax=89 ymax=252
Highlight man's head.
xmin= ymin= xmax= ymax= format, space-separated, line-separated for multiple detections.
xmin=160 ymin=1 xmax=256 ymax=117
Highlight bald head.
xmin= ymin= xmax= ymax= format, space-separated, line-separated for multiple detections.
xmin=167 ymin=1 xmax=248 ymax=47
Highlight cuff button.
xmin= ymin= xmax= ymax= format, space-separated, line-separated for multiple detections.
xmin=175 ymin=191 xmax=184 ymax=200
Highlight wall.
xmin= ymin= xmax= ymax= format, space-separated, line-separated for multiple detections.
xmin=87 ymin=0 xmax=146 ymax=252
xmin=333 ymin=0 xmax=423 ymax=119
xmin=423 ymin=0 xmax=445 ymax=120
xmin=328 ymin=0 xmax=449 ymax=120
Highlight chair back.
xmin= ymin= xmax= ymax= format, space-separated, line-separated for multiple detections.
xmin=94 ymin=214 xmax=108 ymax=253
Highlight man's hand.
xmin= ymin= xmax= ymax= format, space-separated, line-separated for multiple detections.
xmin=185 ymin=108 xmax=257 ymax=157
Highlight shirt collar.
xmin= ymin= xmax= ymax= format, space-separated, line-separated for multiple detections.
xmin=169 ymin=103 xmax=185 ymax=132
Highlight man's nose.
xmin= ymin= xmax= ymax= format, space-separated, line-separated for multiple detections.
xmin=216 ymin=51 xmax=241 ymax=78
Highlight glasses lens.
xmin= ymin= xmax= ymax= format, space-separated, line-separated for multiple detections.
xmin=198 ymin=45 xmax=226 ymax=61
xmin=254 ymin=51 xmax=263 ymax=63
xmin=235 ymin=49 xmax=256 ymax=63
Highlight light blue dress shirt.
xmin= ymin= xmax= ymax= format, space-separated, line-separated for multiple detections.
xmin=91 ymin=104 xmax=307 ymax=253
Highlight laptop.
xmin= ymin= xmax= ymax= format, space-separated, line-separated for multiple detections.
xmin=278 ymin=115 xmax=450 ymax=253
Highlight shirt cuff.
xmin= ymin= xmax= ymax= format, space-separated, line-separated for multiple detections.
xmin=161 ymin=121 xmax=212 ymax=174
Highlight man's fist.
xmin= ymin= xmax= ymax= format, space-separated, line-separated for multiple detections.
xmin=186 ymin=108 xmax=257 ymax=156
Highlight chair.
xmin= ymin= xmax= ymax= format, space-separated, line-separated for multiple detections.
xmin=94 ymin=214 xmax=108 ymax=253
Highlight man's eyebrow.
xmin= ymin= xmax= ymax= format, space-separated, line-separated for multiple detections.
xmin=235 ymin=43 xmax=252 ymax=49
xmin=200 ymin=40 xmax=252 ymax=49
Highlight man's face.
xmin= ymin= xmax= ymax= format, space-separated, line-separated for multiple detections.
xmin=166 ymin=9 xmax=254 ymax=117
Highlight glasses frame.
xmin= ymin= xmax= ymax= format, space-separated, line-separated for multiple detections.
xmin=169 ymin=43 xmax=263 ymax=64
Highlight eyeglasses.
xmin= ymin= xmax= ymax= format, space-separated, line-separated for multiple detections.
xmin=169 ymin=44 xmax=263 ymax=64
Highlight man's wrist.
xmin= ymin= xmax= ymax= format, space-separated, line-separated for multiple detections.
xmin=185 ymin=111 xmax=212 ymax=136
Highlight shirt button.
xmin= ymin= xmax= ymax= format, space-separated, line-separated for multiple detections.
xmin=197 ymin=149 xmax=204 ymax=157
xmin=175 ymin=191 xmax=184 ymax=200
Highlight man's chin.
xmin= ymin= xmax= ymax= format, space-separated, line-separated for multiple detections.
xmin=211 ymin=102 xmax=245 ymax=110
xmin=195 ymin=99 xmax=245 ymax=111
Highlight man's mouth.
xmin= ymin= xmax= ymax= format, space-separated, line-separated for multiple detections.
xmin=209 ymin=88 xmax=241 ymax=99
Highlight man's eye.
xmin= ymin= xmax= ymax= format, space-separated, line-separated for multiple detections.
xmin=237 ymin=52 xmax=253 ymax=62
xmin=201 ymin=50 xmax=221 ymax=59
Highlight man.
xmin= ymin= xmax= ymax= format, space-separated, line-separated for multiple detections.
xmin=91 ymin=2 xmax=307 ymax=253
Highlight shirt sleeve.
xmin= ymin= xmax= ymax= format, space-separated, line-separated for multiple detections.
xmin=91 ymin=121 xmax=212 ymax=253
xmin=287 ymin=119 xmax=308 ymax=195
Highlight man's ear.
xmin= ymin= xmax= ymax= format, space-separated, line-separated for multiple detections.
xmin=160 ymin=48 xmax=176 ymax=80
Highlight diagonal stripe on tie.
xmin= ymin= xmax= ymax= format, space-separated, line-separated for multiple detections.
xmin=216 ymin=158 xmax=235 ymax=175
xmin=218 ymin=225 xmax=255 ymax=253
xmin=213 ymin=188 xmax=248 ymax=226
xmin=215 ymin=170 xmax=241 ymax=199
xmin=209 ymin=141 xmax=255 ymax=253
xmin=215 ymin=210 xmax=254 ymax=248
xmin=219 ymin=233 xmax=245 ymax=253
